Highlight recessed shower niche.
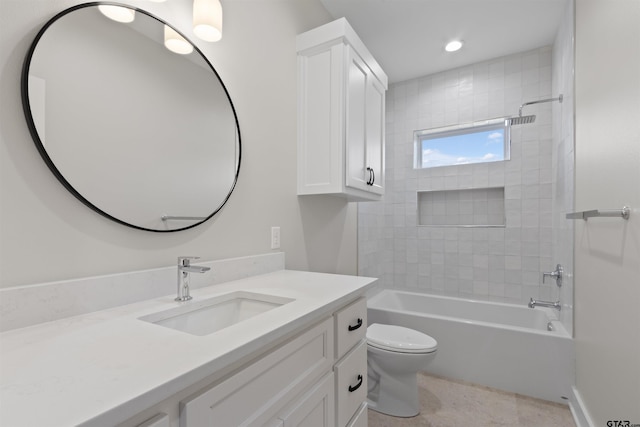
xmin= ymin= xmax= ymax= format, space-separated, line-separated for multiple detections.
xmin=418 ymin=187 xmax=505 ymax=227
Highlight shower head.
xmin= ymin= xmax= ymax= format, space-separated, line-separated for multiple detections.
xmin=509 ymin=94 xmax=563 ymax=126
xmin=509 ymin=115 xmax=536 ymax=125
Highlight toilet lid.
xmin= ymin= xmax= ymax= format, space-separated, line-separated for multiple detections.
xmin=367 ymin=323 xmax=437 ymax=354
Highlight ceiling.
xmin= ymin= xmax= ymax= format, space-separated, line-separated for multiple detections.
xmin=319 ymin=0 xmax=567 ymax=84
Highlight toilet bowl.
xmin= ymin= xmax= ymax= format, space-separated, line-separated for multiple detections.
xmin=366 ymin=323 xmax=437 ymax=417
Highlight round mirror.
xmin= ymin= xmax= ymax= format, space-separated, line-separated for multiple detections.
xmin=21 ymin=2 xmax=241 ymax=232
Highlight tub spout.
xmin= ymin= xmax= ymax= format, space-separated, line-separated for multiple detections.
xmin=528 ymin=298 xmax=561 ymax=311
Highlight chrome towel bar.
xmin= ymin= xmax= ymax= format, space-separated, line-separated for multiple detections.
xmin=566 ymin=206 xmax=630 ymax=220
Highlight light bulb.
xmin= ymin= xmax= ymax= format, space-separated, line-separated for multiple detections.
xmin=445 ymin=40 xmax=463 ymax=52
xmin=98 ymin=5 xmax=135 ymax=23
xmin=193 ymin=0 xmax=223 ymax=42
xmin=164 ymin=26 xmax=194 ymax=55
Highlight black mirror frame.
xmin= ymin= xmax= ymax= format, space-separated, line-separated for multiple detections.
xmin=21 ymin=1 xmax=241 ymax=232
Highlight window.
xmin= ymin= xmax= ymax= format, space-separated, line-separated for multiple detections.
xmin=414 ymin=119 xmax=510 ymax=169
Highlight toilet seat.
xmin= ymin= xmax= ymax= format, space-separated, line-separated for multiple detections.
xmin=367 ymin=323 xmax=437 ymax=354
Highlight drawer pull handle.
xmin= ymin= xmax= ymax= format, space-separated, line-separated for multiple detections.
xmin=348 ymin=374 xmax=363 ymax=393
xmin=348 ymin=318 xmax=363 ymax=331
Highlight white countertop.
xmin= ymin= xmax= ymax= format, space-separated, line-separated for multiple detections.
xmin=0 ymin=270 xmax=376 ymax=426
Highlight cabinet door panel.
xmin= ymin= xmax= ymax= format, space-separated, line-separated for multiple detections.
xmin=334 ymin=340 xmax=367 ymax=427
xmin=279 ymin=373 xmax=334 ymax=427
xmin=365 ymin=77 xmax=385 ymax=195
xmin=345 ymin=47 xmax=368 ymax=192
xmin=180 ymin=318 xmax=333 ymax=427
xmin=297 ymin=46 xmax=342 ymax=193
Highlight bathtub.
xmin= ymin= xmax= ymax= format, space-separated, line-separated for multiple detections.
xmin=367 ymin=289 xmax=574 ymax=404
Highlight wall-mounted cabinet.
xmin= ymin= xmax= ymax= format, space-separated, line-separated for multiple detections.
xmin=297 ymin=18 xmax=388 ymax=202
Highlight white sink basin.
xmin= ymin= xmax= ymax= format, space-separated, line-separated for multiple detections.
xmin=139 ymin=291 xmax=294 ymax=336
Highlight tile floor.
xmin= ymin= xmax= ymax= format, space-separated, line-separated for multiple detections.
xmin=368 ymin=373 xmax=576 ymax=427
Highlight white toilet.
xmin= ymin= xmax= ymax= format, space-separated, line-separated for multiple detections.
xmin=366 ymin=323 xmax=438 ymax=417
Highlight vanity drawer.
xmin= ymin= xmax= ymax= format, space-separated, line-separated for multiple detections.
xmin=180 ymin=317 xmax=334 ymax=427
xmin=334 ymin=297 xmax=367 ymax=360
xmin=334 ymin=340 xmax=367 ymax=427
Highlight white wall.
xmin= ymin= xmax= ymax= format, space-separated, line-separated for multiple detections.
xmin=574 ymin=0 xmax=640 ymax=424
xmin=0 ymin=0 xmax=358 ymax=288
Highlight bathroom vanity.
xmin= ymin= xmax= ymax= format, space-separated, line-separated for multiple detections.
xmin=0 ymin=269 xmax=375 ymax=427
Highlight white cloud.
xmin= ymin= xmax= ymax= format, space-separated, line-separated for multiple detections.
xmin=422 ymin=149 xmax=500 ymax=168
xmin=422 ymin=149 xmax=461 ymax=167
xmin=485 ymin=132 xmax=503 ymax=145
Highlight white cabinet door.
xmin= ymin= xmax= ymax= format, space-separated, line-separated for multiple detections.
xmin=334 ymin=340 xmax=367 ymax=427
xmin=345 ymin=47 xmax=369 ymax=193
xmin=345 ymin=46 xmax=385 ymax=196
xmin=365 ymin=76 xmax=385 ymax=195
xmin=278 ymin=373 xmax=335 ymax=427
xmin=180 ymin=318 xmax=333 ymax=427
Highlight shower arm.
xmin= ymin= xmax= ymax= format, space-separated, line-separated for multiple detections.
xmin=518 ymin=95 xmax=563 ymax=117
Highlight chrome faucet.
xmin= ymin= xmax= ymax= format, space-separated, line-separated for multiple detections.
xmin=528 ymin=298 xmax=561 ymax=311
xmin=176 ymin=256 xmax=211 ymax=301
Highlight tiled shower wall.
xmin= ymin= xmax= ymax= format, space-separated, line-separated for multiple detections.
xmin=359 ymin=47 xmax=563 ymax=306
xmin=552 ymin=0 xmax=575 ymax=335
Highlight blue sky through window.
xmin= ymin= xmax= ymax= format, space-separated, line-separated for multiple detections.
xmin=420 ymin=127 xmax=505 ymax=168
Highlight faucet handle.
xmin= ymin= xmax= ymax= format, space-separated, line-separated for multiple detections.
xmin=542 ymin=264 xmax=563 ymax=287
xmin=178 ymin=256 xmax=200 ymax=267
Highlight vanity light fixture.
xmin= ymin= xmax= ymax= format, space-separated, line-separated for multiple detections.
xmin=164 ymin=25 xmax=194 ymax=55
xmin=193 ymin=0 xmax=223 ymax=42
xmin=98 ymin=5 xmax=135 ymax=23
xmin=445 ymin=40 xmax=463 ymax=52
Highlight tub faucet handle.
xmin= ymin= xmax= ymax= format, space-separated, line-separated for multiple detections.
xmin=542 ymin=264 xmax=563 ymax=287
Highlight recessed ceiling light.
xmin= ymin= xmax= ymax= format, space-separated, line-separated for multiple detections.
xmin=445 ymin=40 xmax=463 ymax=52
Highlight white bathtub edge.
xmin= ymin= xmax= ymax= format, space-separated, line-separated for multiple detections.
xmin=367 ymin=289 xmax=575 ymax=404
xmin=368 ymin=289 xmax=569 ymax=337
xmin=569 ymin=386 xmax=596 ymax=427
